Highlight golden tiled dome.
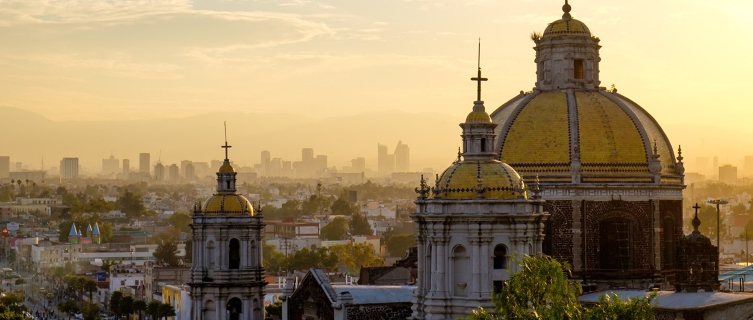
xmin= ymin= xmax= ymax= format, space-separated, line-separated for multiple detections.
xmin=465 ymin=110 xmax=492 ymax=123
xmin=201 ymin=194 xmax=254 ymax=216
xmin=492 ymin=90 xmax=679 ymax=184
xmin=219 ymin=163 xmax=235 ymax=173
xmin=542 ymin=18 xmax=591 ymax=38
xmin=435 ymin=160 xmax=525 ymax=200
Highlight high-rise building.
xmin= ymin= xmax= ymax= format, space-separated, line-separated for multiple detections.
xmin=395 ymin=141 xmax=410 ymax=172
xmin=315 ymin=155 xmax=327 ymax=172
xmin=712 ymin=156 xmax=718 ymax=176
xmin=185 ymin=163 xmax=195 ymax=181
xmin=261 ymin=151 xmax=271 ymax=176
xmin=102 ymin=155 xmax=119 ymax=175
xmin=180 ymin=160 xmax=193 ymax=178
xmin=351 ymin=157 xmax=366 ymax=172
xmin=719 ymin=165 xmax=737 ymax=184
xmin=122 ymin=159 xmax=130 ymax=175
xmin=154 ymin=162 xmax=165 ymax=181
xmin=168 ymin=164 xmax=180 ymax=183
xmin=192 ymin=162 xmax=209 ymax=179
xmin=139 ymin=153 xmax=150 ymax=174
xmin=378 ymin=144 xmax=390 ymax=175
xmin=0 ymin=156 xmax=9 ymax=179
xmin=210 ymin=160 xmax=223 ymax=173
xmin=60 ymin=158 xmax=79 ymax=179
xmin=744 ymin=156 xmax=753 ymax=176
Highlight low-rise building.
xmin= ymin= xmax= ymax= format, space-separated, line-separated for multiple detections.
xmin=144 ymin=261 xmax=191 ymax=302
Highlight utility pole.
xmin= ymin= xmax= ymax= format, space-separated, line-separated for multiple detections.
xmin=708 ymin=199 xmax=729 ymax=256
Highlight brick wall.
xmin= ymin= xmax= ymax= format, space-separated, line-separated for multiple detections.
xmin=583 ymin=200 xmax=652 ymax=271
xmin=544 ymin=201 xmax=574 ymax=266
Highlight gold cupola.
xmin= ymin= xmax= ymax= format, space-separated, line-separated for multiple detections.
xmin=199 ymin=125 xmax=254 ymax=216
xmin=434 ymin=42 xmax=527 ymax=200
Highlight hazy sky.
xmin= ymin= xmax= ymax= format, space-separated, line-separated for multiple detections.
xmin=2 ymin=0 xmax=753 ymax=172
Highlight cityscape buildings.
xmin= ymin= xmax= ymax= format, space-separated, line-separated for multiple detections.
xmin=59 ymin=157 xmax=79 ymax=180
xmin=139 ymin=153 xmax=150 ymax=174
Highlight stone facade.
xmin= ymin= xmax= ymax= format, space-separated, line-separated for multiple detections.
xmin=189 ymin=148 xmax=266 ymax=320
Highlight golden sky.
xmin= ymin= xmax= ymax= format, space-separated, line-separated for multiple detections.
xmin=1 ymin=0 xmax=752 ymax=172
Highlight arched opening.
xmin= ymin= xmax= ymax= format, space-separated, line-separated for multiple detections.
xmin=574 ymin=59 xmax=584 ymax=79
xmin=493 ymin=244 xmax=508 ymax=269
xmin=599 ymin=218 xmax=633 ymax=271
xmin=226 ymin=297 xmax=242 ymax=320
xmin=204 ymin=300 xmax=216 ymax=320
xmin=480 ymin=138 xmax=487 ymax=152
xmin=453 ymin=245 xmax=469 ymax=296
xmin=226 ymin=180 xmax=231 ymax=189
xmin=253 ymin=298 xmax=262 ymax=319
xmin=663 ymin=218 xmax=676 ymax=270
xmin=229 ymin=238 xmax=240 ymax=269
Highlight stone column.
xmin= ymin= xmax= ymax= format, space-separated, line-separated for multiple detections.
xmin=653 ymin=201 xmax=662 ymax=270
xmin=479 ymin=237 xmax=492 ymax=296
xmin=435 ymin=238 xmax=447 ymax=296
xmin=242 ymin=297 xmax=251 ymax=320
xmin=428 ymin=238 xmax=438 ymax=297
xmin=240 ymin=235 xmax=250 ymax=268
xmin=469 ymin=238 xmax=481 ymax=298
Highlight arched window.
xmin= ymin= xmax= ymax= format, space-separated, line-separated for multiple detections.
xmin=493 ymin=245 xmax=507 ymax=269
xmin=453 ymin=245 xmax=469 ymax=296
xmin=574 ymin=59 xmax=584 ymax=79
xmin=226 ymin=297 xmax=242 ymax=320
xmin=481 ymin=138 xmax=487 ymax=152
xmin=663 ymin=218 xmax=676 ymax=270
xmin=204 ymin=300 xmax=216 ymax=320
xmin=229 ymin=238 xmax=240 ymax=269
xmin=599 ymin=218 xmax=633 ymax=271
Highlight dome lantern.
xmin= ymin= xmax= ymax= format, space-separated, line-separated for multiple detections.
xmin=534 ymin=1 xmax=601 ymax=91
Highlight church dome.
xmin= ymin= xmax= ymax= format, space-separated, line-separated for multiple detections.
xmin=492 ymin=90 xmax=680 ymax=184
xmin=219 ymin=162 xmax=235 ymax=173
xmin=542 ymin=18 xmax=591 ymax=38
xmin=201 ymin=194 xmax=254 ymax=216
xmin=436 ymin=160 xmax=525 ymax=200
xmin=465 ymin=110 xmax=492 ymax=123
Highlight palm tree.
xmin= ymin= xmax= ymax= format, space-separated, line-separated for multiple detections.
xmin=84 ymin=279 xmax=97 ymax=304
xmin=133 ymin=300 xmax=146 ymax=320
xmin=146 ymin=301 xmax=161 ymax=320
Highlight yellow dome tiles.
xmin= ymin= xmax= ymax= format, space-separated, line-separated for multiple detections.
xmin=201 ymin=194 xmax=254 ymax=216
xmin=501 ymin=92 xmax=570 ymax=168
xmin=219 ymin=163 xmax=235 ymax=173
xmin=543 ymin=18 xmax=591 ymax=38
xmin=436 ymin=161 xmax=523 ymax=200
xmin=576 ymin=92 xmax=647 ymax=167
xmin=466 ymin=110 xmax=492 ymax=123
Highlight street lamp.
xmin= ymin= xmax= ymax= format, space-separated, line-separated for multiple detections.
xmin=708 ymin=199 xmax=729 ymax=253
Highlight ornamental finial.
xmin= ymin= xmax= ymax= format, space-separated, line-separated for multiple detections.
xmin=562 ymin=0 xmax=572 ymax=19
xmin=415 ymin=174 xmax=430 ymax=199
xmin=653 ymin=139 xmax=658 ymax=155
xmin=456 ymin=147 xmax=463 ymax=163
xmin=471 ymin=38 xmax=488 ymax=102
xmin=692 ymin=203 xmax=701 ymax=232
xmin=677 ymin=145 xmax=683 ymax=162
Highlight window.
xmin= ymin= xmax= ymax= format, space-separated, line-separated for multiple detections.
xmin=227 ymin=297 xmax=242 ymax=320
xmin=663 ymin=218 xmax=676 ymax=270
xmin=574 ymin=59 xmax=584 ymax=79
xmin=480 ymin=138 xmax=487 ymax=152
xmin=493 ymin=245 xmax=507 ymax=269
xmin=229 ymin=239 xmax=240 ymax=269
xmin=599 ymin=218 xmax=633 ymax=271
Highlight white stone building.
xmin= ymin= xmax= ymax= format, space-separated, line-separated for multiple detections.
xmin=189 ymin=142 xmax=266 ymax=320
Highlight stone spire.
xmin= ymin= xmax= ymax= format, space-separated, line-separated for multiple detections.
xmin=216 ymin=122 xmax=238 ymax=194
xmin=461 ymin=40 xmax=498 ymax=161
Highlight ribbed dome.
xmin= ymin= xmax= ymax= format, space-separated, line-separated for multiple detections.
xmin=201 ymin=194 xmax=254 ymax=216
xmin=219 ymin=163 xmax=235 ymax=173
xmin=542 ymin=18 xmax=591 ymax=38
xmin=465 ymin=110 xmax=492 ymax=123
xmin=436 ymin=160 xmax=525 ymax=200
xmin=492 ymin=90 xmax=681 ymax=184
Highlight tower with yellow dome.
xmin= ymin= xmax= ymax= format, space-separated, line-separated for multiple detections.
xmin=189 ymin=131 xmax=266 ymax=320
xmin=490 ymin=1 xmax=686 ymax=288
xmin=411 ymin=47 xmax=548 ymax=320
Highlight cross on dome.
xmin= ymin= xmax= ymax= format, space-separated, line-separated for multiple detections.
xmin=470 ymin=38 xmax=487 ymax=102
xmin=222 ymin=121 xmax=232 ymax=160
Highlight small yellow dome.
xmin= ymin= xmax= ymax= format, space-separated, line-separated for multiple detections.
xmin=201 ymin=194 xmax=254 ymax=216
xmin=435 ymin=160 xmax=525 ymax=200
xmin=542 ymin=18 xmax=591 ymax=38
xmin=219 ymin=163 xmax=235 ymax=173
xmin=466 ymin=110 xmax=492 ymax=123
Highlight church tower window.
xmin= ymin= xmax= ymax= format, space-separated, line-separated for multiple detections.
xmin=574 ymin=59 xmax=584 ymax=79
xmin=493 ymin=245 xmax=508 ymax=269
xmin=226 ymin=297 xmax=242 ymax=320
xmin=229 ymin=238 xmax=241 ymax=269
xmin=481 ymin=138 xmax=487 ymax=152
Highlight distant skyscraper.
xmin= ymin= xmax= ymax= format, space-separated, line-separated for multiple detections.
xmin=261 ymin=151 xmax=271 ymax=176
xmin=60 ymin=158 xmax=79 ymax=179
xmin=139 ymin=153 xmax=150 ymax=174
xmin=719 ymin=165 xmax=737 ymax=184
xmin=351 ymin=157 xmax=366 ymax=172
xmin=394 ymin=141 xmax=410 ymax=172
xmin=185 ymin=163 xmax=195 ymax=181
xmin=0 ymin=156 xmax=8 ymax=178
xmin=180 ymin=160 xmax=193 ymax=178
xmin=102 ymin=155 xmax=119 ymax=175
xmin=745 ymin=156 xmax=753 ymax=176
xmin=302 ymin=148 xmax=314 ymax=163
xmin=154 ymin=162 xmax=165 ymax=181
xmin=168 ymin=164 xmax=180 ymax=182
xmin=122 ymin=159 xmax=130 ymax=174
xmin=378 ymin=144 xmax=389 ymax=175
xmin=713 ymin=156 xmax=718 ymax=175
xmin=315 ymin=155 xmax=327 ymax=172
xmin=211 ymin=160 xmax=223 ymax=173
xmin=192 ymin=162 xmax=209 ymax=179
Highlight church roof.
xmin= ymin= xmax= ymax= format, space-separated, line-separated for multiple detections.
xmin=542 ymin=0 xmax=591 ymax=39
xmin=436 ymin=160 xmax=524 ymax=200
xmin=201 ymin=194 xmax=254 ymax=216
xmin=69 ymin=224 xmax=77 ymax=236
xmin=92 ymin=222 xmax=100 ymax=235
xmin=492 ymin=90 xmax=681 ymax=184
xmin=333 ymin=285 xmax=414 ymax=305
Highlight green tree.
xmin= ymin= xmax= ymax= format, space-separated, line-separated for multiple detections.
xmin=386 ymin=233 xmax=416 ymax=257
xmin=146 ymin=301 xmax=162 ymax=320
xmin=159 ymin=303 xmax=176 ymax=320
xmin=185 ymin=239 xmax=193 ymax=263
xmin=0 ymin=294 xmax=26 ymax=315
xmin=57 ymin=300 xmax=79 ymax=320
xmin=81 ymin=302 xmax=100 ymax=320
xmin=166 ymin=212 xmax=192 ymax=232
xmin=119 ymin=295 xmax=134 ymax=319
xmin=263 ymin=241 xmax=285 ymax=274
xmin=331 ymin=192 xmax=355 ymax=216
xmin=117 ymin=190 xmax=146 ymax=219
xmin=84 ymin=279 xmax=98 ymax=304
xmin=133 ymin=300 xmax=147 ymax=320
xmin=349 ymin=212 xmax=373 ymax=236
xmin=109 ymin=291 xmax=123 ymax=317
xmin=153 ymin=240 xmax=180 ymax=266
xmin=320 ymin=217 xmax=349 ymax=240
xmin=329 ymin=243 xmax=383 ymax=274
xmin=583 ymin=293 xmax=657 ymax=320
xmin=697 ymin=204 xmax=725 ymax=240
